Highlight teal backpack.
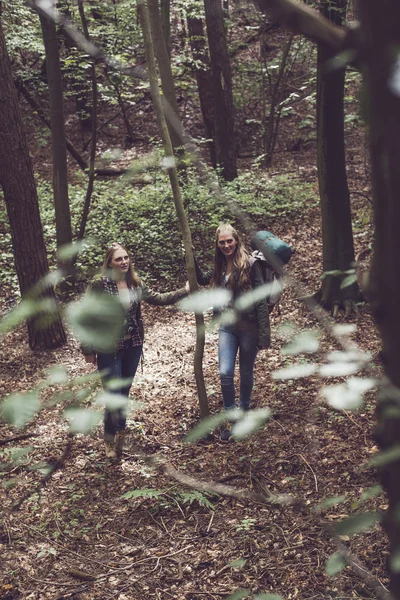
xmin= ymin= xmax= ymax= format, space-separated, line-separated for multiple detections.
xmin=250 ymin=231 xmax=293 ymax=313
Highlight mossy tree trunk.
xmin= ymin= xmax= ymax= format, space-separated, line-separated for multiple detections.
xmin=315 ymin=0 xmax=361 ymax=316
xmin=137 ymin=0 xmax=209 ymax=419
xmin=0 ymin=20 xmax=66 ymax=349
xmin=203 ymin=0 xmax=237 ymax=180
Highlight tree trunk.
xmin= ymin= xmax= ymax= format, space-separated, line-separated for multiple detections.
xmin=138 ymin=0 xmax=209 ymax=419
xmin=357 ymin=2 xmax=400 ymax=597
xmin=187 ymin=15 xmax=217 ymax=167
xmin=204 ymin=0 xmax=237 ymax=180
xmin=39 ymin=5 xmax=74 ymax=280
xmin=0 ymin=20 xmax=66 ymax=349
xmin=160 ymin=0 xmax=171 ymax=56
xmin=315 ymin=0 xmax=361 ymax=315
xmin=77 ymin=0 xmax=98 ymax=242
xmin=148 ymin=0 xmax=183 ymax=153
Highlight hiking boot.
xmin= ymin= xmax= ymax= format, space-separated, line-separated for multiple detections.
xmin=104 ymin=440 xmax=117 ymax=459
xmin=220 ymin=424 xmax=232 ymax=442
xmin=115 ymin=430 xmax=126 ymax=459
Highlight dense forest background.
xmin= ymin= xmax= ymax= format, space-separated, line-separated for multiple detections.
xmin=2 ymin=1 xmax=400 ymax=599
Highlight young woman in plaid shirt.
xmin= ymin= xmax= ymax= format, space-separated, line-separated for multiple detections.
xmin=82 ymin=243 xmax=189 ymax=459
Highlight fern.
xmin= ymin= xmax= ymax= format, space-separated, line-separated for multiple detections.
xmin=176 ymin=490 xmax=215 ymax=509
xmin=122 ymin=487 xmax=165 ymax=500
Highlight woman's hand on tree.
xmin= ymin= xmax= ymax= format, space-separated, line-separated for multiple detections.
xmin=185 ymin=281 xmax=190 ymax=293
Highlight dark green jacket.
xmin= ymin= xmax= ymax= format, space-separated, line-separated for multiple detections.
xmin=194 ymin=259 xmax=271 ymax=348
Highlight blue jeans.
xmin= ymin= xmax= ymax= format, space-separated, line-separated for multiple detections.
xmin=218 ymin=323 xmax=259 ymax=411
xmin=97 ymin=340 xmax=142 ymax=440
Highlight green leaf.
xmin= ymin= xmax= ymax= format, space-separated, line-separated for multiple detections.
xmin=325 ymin=551 xmax=348 ymax=576
xmin=359 ymin=485 xmax=382 ymax=502
xmin=333 ymin=511 xmax=381 ymax=536
xmin=57 ymin=240 xmax=90 ymax=262
xmin=231 ymin=408 xmax=272 ymax=440
xmin=235 ymin=283 xmax=276 ymax=312
xmin=254 ymin=595 xmax=284 ymax=600
xmin=390 ymin=549 xmax=400 ymax=573
xmin=1 ymin=392 xmax=40 ymax=428
xmin=224 ymin=590 xmax=250 ymax=600
xmin=369 ymin=446 xmax=400 ymax=468
xmin=340 ymin=273 xmax=357 ymax=289
xmin=314 ymin=495 xmax=347 ymax=511
xmin=185 ymin=409 xmax=243 ymax=443
xmin=122 ymin=488 xmax=165 ymax=500
xmin=44 ymin=365 xmax=69 ymax=385
xmin=179 ymin=289 xmax=232 ymax=314
xmin=228 ymin=558 xmax=247 ymax=568
xmin=67 ymin=292 xmax=124 ymax=353
xmin=0 ymin=300 xmax=37 ymax=335
xmin=282 ymin=331 xmax=319 ymax=355
xmin=272 ymin=363 xmax=317 ymax=380
xmin=95 ymin=392 xmax=142 ymax=412
xmin=64 ymin=408 xmax=102 ymax=434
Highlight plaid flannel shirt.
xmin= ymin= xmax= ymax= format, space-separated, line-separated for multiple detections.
xmin=95 ymin=277 xmax=142 ymax=351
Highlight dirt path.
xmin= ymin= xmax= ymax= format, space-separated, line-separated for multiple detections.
xmin=0 ymin=268 xmax=389 ymax=600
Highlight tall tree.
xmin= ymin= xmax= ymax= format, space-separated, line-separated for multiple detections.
xmin=314 ymin=0 xmax=361 ymax=315
xmin=203 ymin=0 xmax=237 ymax=180
xmin=187 ymin=8 xmax=217 ymax=167
xmin=254 ymin=0 xmax=400 ymax=595
xmin=138 ymin=0 xmax=209 ymax=419
xmin=0 ymin=19 xmax=66 ymax=349
xmin=39 ymin=3 xmax=74 ymax=279
xmin=147 ymin=0 xmax=183 ymax=153
xmin=357 ymin=1 xmax=400 ymax=597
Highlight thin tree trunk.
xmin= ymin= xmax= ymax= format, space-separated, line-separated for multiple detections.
xmin=138 ymin=0 xmax=209 ymax=419
xmin=77 ymin=0 xmax=98 ymax=242
xmin=204 ymin=0 xmax=237 ymax=180
xmin=0 ymin=20 xmax=66 ymax=349
xmin=39 ymin=5 xmax=74 ymax=279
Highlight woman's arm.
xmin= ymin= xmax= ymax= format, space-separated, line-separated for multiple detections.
xmin=193 ymin=255 xmax=213 ymax=286
xmin=251 ymin=261 xmax=271 ymax=348
xmin=141 ymin=284 xmax=188 ymax=306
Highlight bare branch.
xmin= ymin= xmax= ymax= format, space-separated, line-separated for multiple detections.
xmin=252 ymin=0 xmax=349 ymax=52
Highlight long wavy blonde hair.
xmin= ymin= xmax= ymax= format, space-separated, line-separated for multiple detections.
xmin=102 ymin=243 xmax=141 ymax=288
xmin=211 ymin=224 xmax=251 ymax=294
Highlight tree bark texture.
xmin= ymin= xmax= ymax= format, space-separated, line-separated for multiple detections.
xmin=160 ymin=0 xmax=171 ymax=56
xmin=357 ymin=2 xmax=400 ymax=597
xmin=315 ymin=0 xmax=360 ymax=314
xmin=39 ymin=8 xmax=73 ymax=265
xmin=204 ymin=0 xmax=237 ymax=180
xmin=187 ymin=15 xmax=217 ymax=167
xmin=138 ymin=0 xmax=209 ymax=418
xmin=0 ymin=21 xmax=66 ymax=349
xmin=148 ymin=0 xmax=183 ymax=153
xmin=77 ymin=0 xmax=98 ymax=242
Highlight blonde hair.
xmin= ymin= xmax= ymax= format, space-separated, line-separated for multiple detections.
xmin=211 ymin=224 xmax=251 ymax=293
xmin=102 ymin=243 xmax=141 ymax=288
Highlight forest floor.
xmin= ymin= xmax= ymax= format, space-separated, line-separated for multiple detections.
xmin=0 ymin=192 xmax=389 ymax=600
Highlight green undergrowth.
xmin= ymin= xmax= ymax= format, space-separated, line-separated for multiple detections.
xmin=0 ymin=168 xmax=317 ymax=297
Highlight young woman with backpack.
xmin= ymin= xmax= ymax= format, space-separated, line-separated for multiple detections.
xmin=195 ymin=224 xmax=270 ymax=441
xmin=81 ymin=242 xmax=189 ymax=459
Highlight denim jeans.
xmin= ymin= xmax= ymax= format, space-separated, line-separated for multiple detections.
xmin=97 ymin=339 xmax=142 ymax=440
xmin=218 ymin=323 xmax=259 ymax=411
